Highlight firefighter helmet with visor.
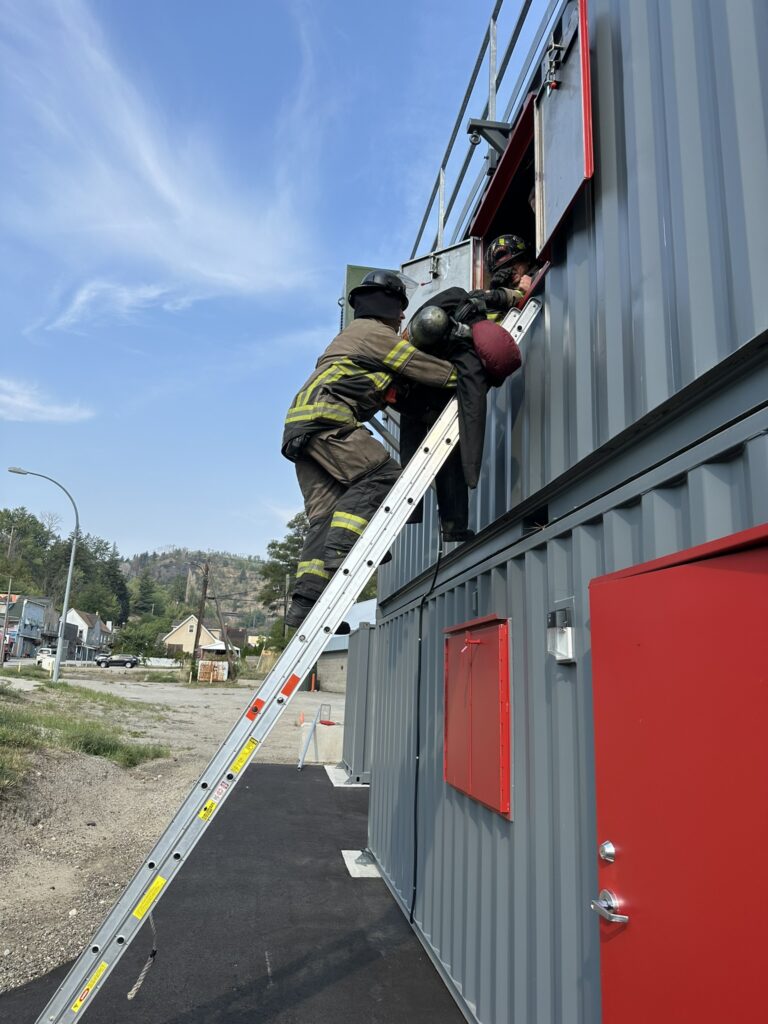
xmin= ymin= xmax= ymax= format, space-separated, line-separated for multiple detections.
xmin=348 ymin=270 xmax=409 ymax=311
xmin=485 ymin=235 xmax=531 ymax=275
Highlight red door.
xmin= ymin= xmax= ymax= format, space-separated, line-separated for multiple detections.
xmin=590 ymin=527 xmax=768 ymax=1023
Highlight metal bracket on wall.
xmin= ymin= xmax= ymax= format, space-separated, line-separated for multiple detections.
xmin=467 ymin=117 xmax=513 ymax=155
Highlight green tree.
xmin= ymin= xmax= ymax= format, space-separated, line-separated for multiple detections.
xmin=115 ymin=613 xmax=174 ymax=659
xmin=257 ymin=513 xmax=308 ymax=609
xmin=104 ymin=546 xmax=130 ymax=623
xmin=167 ymin=573 xmax=187 ymax=605
xmin=266 ymin=618 xmax=289 ymax=651
xmin=133 ymin=568 xmax=156 ymax=614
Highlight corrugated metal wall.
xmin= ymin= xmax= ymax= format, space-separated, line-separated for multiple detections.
xmin=369 ymin=413 xmax=768 ymax=1023
xmin=367 ymin=2 xmax=768 ymax=1019
xmin=379 ymin=0 xmax=768 ymax=596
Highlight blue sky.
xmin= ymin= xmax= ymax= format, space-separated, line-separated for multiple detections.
xmin=0 ymin=0 xmax=501 ymax=558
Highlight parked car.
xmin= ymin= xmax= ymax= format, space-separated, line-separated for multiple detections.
xmin=35 ymin=647 xmax=56 ymax=666
xmin=95 ymin=653 xmax=140 ymax=668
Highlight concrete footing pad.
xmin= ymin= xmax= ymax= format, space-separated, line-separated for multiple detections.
xmin=325 ymin=764 xmax=367 ymax=788
xmin=342 ymin=850 xmax=381 ymax=878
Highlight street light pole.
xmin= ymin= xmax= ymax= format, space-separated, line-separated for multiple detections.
xmin=8 ymin=468 xmax=80 ymax=683
xmin=1 ymin=527 xmax=14 ymax=660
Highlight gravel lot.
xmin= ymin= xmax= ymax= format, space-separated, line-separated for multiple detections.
xmin=0 ymin=674 xmax=346 ymax=993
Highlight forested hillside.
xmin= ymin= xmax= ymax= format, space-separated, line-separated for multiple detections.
xmin=0 ymin=509 xmax=269 ymax=630
xmin=122 ymin=548 xmax=268 ymax=627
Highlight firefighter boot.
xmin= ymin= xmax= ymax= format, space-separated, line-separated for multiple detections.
xmin=284 ymin=595 xmax=350 ymax=635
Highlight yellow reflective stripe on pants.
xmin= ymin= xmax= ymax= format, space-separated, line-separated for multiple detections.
xmin=330 ymin=511 xmax=368 ymax=536
xmin=296 ymin=559 xmax=329 ymax=580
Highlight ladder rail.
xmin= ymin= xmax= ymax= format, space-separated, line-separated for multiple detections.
xmin=35 ymin=299 xmax=541 ymax=1024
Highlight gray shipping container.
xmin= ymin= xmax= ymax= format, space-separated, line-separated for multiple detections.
xmin=363 ymin=1 xmax=768 ymax=1021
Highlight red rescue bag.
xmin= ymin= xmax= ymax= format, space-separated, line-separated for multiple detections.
xmin=471 ymin=320 xmax=522 ymax=387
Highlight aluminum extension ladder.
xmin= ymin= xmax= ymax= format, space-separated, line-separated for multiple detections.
xmin=36 ymin=298 xmax=541 ymax=1023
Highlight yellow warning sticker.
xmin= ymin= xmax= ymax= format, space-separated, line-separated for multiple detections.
xmin=229 ymin=737 xmax=259 ymax=774
xmin=132 ymin=876 xmax=166 ymax=920
xmin=198 ymin=798 xmax=218 ymax=821
xmin=71 ymin=960 xmax=108 ymax=1012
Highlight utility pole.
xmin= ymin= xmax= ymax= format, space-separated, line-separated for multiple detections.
xmin=210 ymin=588 xmax=236 ymax=680
xmin=282 ymin=571 xmax=291 ymax=640
xmin=189 ymin=561 xmax=209 ymax=683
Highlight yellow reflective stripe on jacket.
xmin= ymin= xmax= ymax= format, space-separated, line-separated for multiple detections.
xmin=296 ymin=559 xmax=329 ymax=580
xmin=382 ymin=338 xmax=417 ymax=371
xmin=285 ymin=403 xmax=356 ymax=425
xmin=291 ymin=360 xmax=392 ymax=415
xmin=296 ymin=359 xmax=354 ymax=407
xmin=447 ymin=367 xmax=458 ymax=386
xmin=330 ymin=511 xmax=368 ymax=536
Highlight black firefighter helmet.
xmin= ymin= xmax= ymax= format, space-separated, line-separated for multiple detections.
xmin=348 ymin=270 xmax=409 ymax=314
xmin=485 ymin=234 xmax=531 ymax=275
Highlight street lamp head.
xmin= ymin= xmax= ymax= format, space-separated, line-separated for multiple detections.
xmin=8 ymin=467 xmax=29 ymax=475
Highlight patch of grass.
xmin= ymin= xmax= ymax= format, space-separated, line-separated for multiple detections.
xmin=56 ymin=720 xmax=169 ymax=768
xmin=0 ymin=746 xmax=29 ymax=794
xmin=40 ymin=681 xmax=168 ymax=713
xmin=0 ymin=693 xmax=169 ymax=792
xmin=144 ymin=671 xmax=181 ymax=683
xmin=0 ymin=682 xmax=24 ymax=701
xmin=0 ymin=664 xmax=49 ymax=681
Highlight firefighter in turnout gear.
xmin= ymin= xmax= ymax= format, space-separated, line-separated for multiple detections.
xmin=458 ymin=234 xmax=538 ymax=324
xmin=282 ymin=270 xmax=458 ymax=628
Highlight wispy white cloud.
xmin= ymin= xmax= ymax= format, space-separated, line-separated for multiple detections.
xmin=0 ymin=0 xmax=323 ymax=328
xmin=233 ymin=323 xmax=341 ymax=374
xmin=0 ymin=377 xmax=94 ymax=422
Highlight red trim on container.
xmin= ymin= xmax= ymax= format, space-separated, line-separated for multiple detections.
xmin=579 ymin=0 xmax=594 ymax=178
xmin=444 ymin=614 xmax=505 ymax=635
xmin=591 ymin=522 xmax=768 ymax=587
xmin=280 ymin=673 xmax=301 ymax=698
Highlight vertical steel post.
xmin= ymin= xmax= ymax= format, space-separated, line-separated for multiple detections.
xmin=488 ymin=13 xmax=497 ymax=120
xmin=7 ymin=469 xmax=79 ymax=682
xmin=437 ymin=168 xmax=446 ymax=249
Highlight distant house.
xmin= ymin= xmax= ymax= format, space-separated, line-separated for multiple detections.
xmin=162 ymin=615 xmax=220 ymax=657
xmin=1 ymin=594 xmax=51 ymax=658
xmin=316 ymin=599 xmax=376 ymax=693
xmin=66 ymin=610 xmax=114 ymax=662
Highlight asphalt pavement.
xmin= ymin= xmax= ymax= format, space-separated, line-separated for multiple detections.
xmin=1 ymin=764 xmax=464 ymax=1024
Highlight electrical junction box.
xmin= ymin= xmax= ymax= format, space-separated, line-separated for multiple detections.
xmin=444 ymin=616 xmax=511 ymax=817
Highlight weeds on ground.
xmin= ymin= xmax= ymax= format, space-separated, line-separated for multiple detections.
xmin=0 ymin=691 xmax=169 ymax=794
xmin=144 ymin=671 xmax=181 ymax=683
xmin=39 ymin=682 xmax=169 ymax=714
xmin=0 ymin=665 xmax=49 ymax=681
